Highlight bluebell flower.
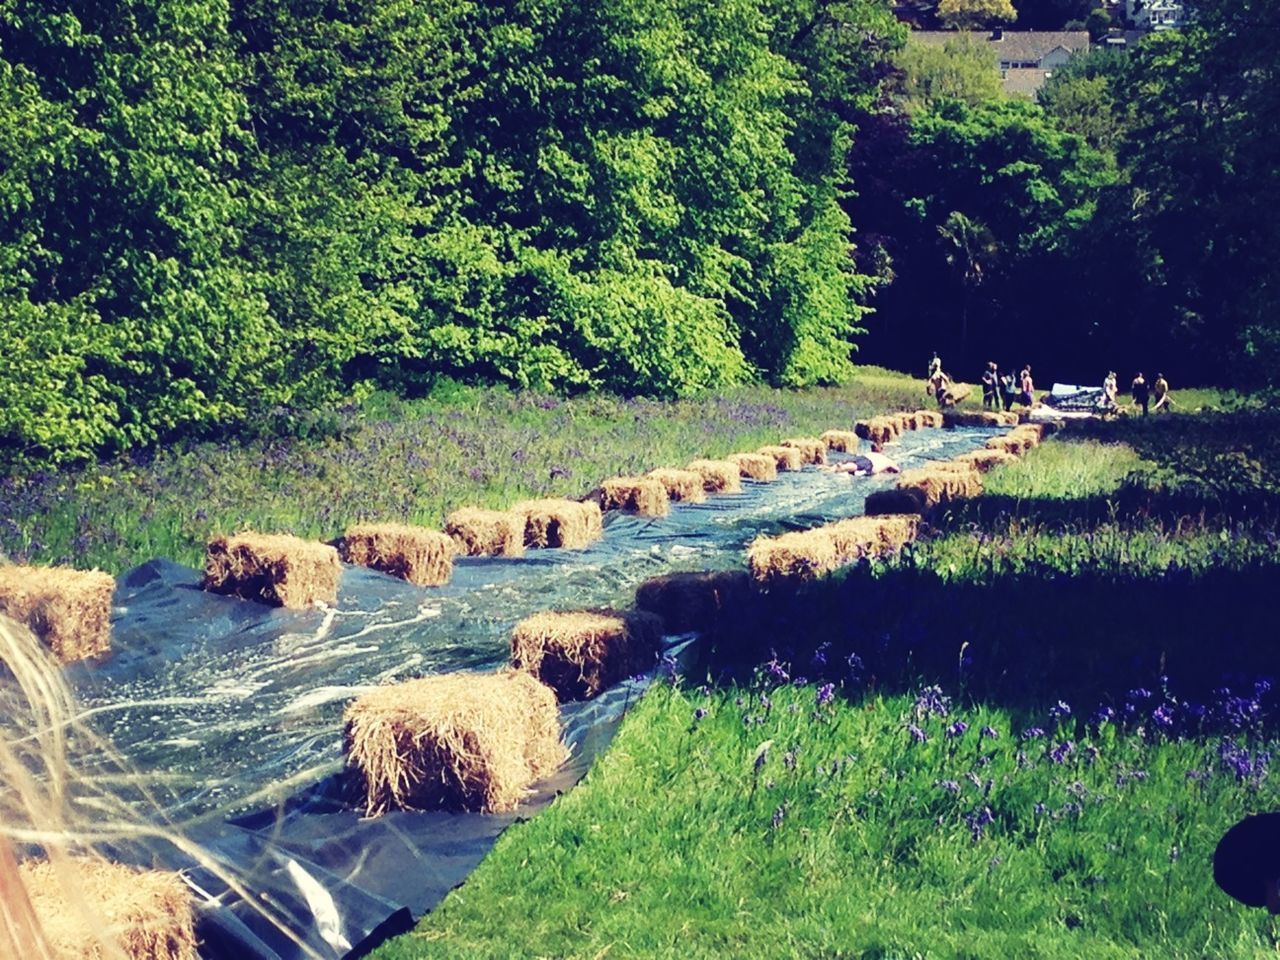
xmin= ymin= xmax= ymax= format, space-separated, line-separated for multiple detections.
xmin=979 ymin=725 xmax=999 ymax=740
xmin=816 ymin=683 xmax=835 ymax=707
xmin=1049 ymin=701 xmax=1072 ymax=721
xmin=907 ymin=723 xmax=928 ymax=743
xmin=1022 ymin=726 xmax=1046 ymax=741
xmin=1050 ymin=741 xmax=1075 ymax=764
xmin=946 ymin=720 xmax=969 ymax=739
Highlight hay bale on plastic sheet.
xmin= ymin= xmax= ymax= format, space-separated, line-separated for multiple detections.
xmin=757 ymin=445 xmax=804 ymax=471
xmin=20 ymin=860 xmax=196 ymax=960
xmin=444 ymin=507 xmax=526 ymax=558
xmin=512 ymin=498 xmax=603 ymax=549
xmin=0 ymin=566 xmax=115 ymax=664
xmin=646 ymin=468 xmax=708 ymax=504
xmin=984 ymin=434 xmax=1028 ymax=456
xmin=345 ymin=670 xmax=566 ymax=816
xmin=940 ymin=383 xmax=973 ymax=407
xmin=952 ymin=449 xmax=1019 ymax=473
xmin=727 ymin=452 xmax=778 ymax=482
xmin=686 ymin=459 xmax=743 ymax=494
xmin=510 ymin=609 xmax=663 ymax=702
xmin=748 ymin=514 xmax=920 ymax=584
xmin=634 ymin=570 xmax=751 ymax=634
xmin=597 ymin=476 xmax=670 ymax=517
xmin=889 ymin=411 xmax=917 ymax=434
xmin=203 ymin=531 xmax=340 ymax=608
xmin=819 ymin=429 xmax=860 ymax=453
xmin=856 ymin=416 xmax=902 ymax=448
xmin=341 ymin=522 xmax=455 ymax=586
xmin=914 ymin=409 xmax=945 ymax=428
xmin=866 ymin=467 xmax=983 ymax=516
xmin=781 ymin=437 xmax=827 ymax=466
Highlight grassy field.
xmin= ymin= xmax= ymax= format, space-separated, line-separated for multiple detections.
xmin=0 ymin=368 xmax=931 ymax=573
xmin=372 ymin=405 xmax=1280 ymax=960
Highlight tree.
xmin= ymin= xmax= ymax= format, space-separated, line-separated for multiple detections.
xmin=895 ymin=36 xmax=1004 ymax=113
xmin=937 ymin=0 xmax=1017 ymax=29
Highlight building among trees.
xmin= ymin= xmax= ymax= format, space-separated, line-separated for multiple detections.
xmin=909 ymin=29 xmax=1090 ymax=94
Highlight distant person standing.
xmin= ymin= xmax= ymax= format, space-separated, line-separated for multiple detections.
xmin=1102 ymin=371 xmax=1118 ymax=410
xmin=1000 ymin=370 xmax=1017 ymax=411
xmin=1019 ymin=366 xmax=1035 ymax=407
xmin=1152 ymin=373 xmax=1173 ymax=412
xmin=1131 ymin=372 xmax=1149 ymax=416
xmin=928 ymin=351 xmax=942 ymax=382
xmin=981 ymin=362 xmax=1000 ymax=410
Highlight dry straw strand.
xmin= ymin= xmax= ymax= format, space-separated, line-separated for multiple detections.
xmin=341 ymin=522 xmax=456 ymax=585
xmin=344 ymin=670 xmax=565 ymax=816
xmin=444 ymin=508 xmax=526 ymax=557
xmin=0 ymin=567 xmax=114 ymax=664
xmin=203 ymin=531 xmax=341 ymax=608
xmin=510 ymin=609 xmax=663 ymax=701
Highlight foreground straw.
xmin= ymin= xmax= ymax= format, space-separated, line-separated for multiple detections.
xmin=203 ymin=531 xmax=341 ymax=607
xmin=345 ymin=670 xmax=566 ymax=815
xmin=510 ymin=609 xmax=663 ymax=701
xmin=341 ymin=522 xmax=456 ymax=585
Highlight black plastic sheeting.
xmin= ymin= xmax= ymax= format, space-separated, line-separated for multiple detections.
xmin=59 ymin=426 xmax=997 ymax=959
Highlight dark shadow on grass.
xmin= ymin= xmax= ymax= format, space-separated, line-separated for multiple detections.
xmin=697 ymin=559 xmax=1279 ymax=717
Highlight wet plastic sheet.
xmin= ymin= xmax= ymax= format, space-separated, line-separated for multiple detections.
xmin=59 ymin=426 xmax=997 ymax=958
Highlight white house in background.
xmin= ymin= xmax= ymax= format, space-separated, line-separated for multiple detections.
xmin=909 ymin=29 xmax=1091 ymax=96
xmin=1125 ymin=0 xmax=1184 ymax=30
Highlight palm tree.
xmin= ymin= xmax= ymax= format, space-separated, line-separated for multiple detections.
xmin=937 ymin=210 xmax=999 ymax=369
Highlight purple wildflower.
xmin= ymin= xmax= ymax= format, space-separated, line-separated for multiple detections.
xmin=770 ymin=804 xmax=787 ymax=829
xmin=979 ymin=725 xmax=999 ymax=741
xmin=693 ymin=707 xmax=708 ymax=722
xmin=936 ymin=779 xmax=961 ymax=794
xmin=946 ymin=720 xmax=969 ymax=739
xmin=907 ymin=723 xmax=929 ymax=744
xmin=914 ymin=685 xmax=951 ymax=719
xmin=1152 ymin=704 xmax=1175 ymax=731
xmin=1090 ymin=705 xmax=1115 ymax=728
xmin=1050 ymin=741 xmax=1075 ymax=764
xmin=1049 ymin=701 xmax=1072 ymax=721
xmin=816 ymin=683 xmax=835 ymax=707
xmin=1022 ymin=726 xmax=1046 ymax=741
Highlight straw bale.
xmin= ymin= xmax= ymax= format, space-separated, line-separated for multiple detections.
xmin=855 ymin=417 xmax=901 ymax=447
xmin=757 ymin=445 xmax=804 ymax=471
xmin=686 ymin=459 xmax=743 ymax=494
xmin=598 ymin=476 xmax=670 ymax=517
xmin=866 ymin=467 xmax=982 ymax=516
xmin=20 ymin=860 xmax=195 ymax=960
xmin=914 ymin=410 xmax=945 ymax=428
xmin=940 ymin=383 xmax=973 ymax=407
xmin=1011 ymin=423 xmax=1047 ymax=443
xmin=819 ymin=430 xmax=860 ymax=452
xmin=0 ymin=566 xmax=114 ymax=664
xmin=341 ymin=523 xmax=455 ymax=586
xmin=444 ymin=508 xmax=525 ymax=558
xmin=925 ymin=460 xmax=982 ymax=473
xmin=634 ymin=570 xmax=751 ymax=634
xmin=889 ymin=412 xmax=917 ymax=433
xmin=952 ymin=449 xmax=1019 ymax=473
xmin=781 ymin=437 xmax=827 ymax=465
xmin=864 ymin=488 xmax=926 ymax=516
xmin=510 ymin=609 xmax=663 ymax=701
xmin=747 ymin=514 xmax=920 ymax=583
xmin=203 ymin=532 xmax=340 ymax=608
xmin=345 ymin=670 xmax=565 ymax=815
xmin=512 ymin=499 xmax=603 ymax=549
xmin=943 ymin=409 xmax=1001 ymax=428
xmin=727 ymin=452 xmax=778 ymax=482
xmin=647 ymin=468 xmax=708 ymax=504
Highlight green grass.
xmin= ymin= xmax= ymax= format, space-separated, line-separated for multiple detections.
xmin=980 ymin=438 xmax=1150 ymax=501
xmin=375 ymin=683 xmax=1280 ymax=960
xmin=0 ymin=369 xmax=930 ymax=573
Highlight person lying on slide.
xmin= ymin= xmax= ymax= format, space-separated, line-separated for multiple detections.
xmin=820 ymin=451 xmax=900 ymax=476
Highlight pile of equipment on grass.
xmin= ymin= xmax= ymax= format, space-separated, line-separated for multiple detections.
xmin=634 ymin=570 xmax=751 ymax=634
xmin=509 ymin=608 xmax=663 ymax=701
xmin=0 ymin=565 xmax=115 ymax=663
xmin=747 ymin=514 xmax=919 ymax=583
xmin=445 ymin=508 xmax=526 ymax=557
xmin=344 ymin=670 xmax=566 ymax=816
xmin=202 ymin=531 xmax=341 ymax=608
xmin=19 ymin=859 xmax=196 ymax=960
xmin=340 ymin=522 xmax=456 ymax=585
xmin=511 ymin=499 xmax=603 ymax=549
xmin=864 ymin=464 xmax=983 ymax=517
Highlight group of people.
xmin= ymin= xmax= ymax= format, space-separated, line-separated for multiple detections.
xmin=1103 ymin=370 xmax=1173 ymax=415
xmin=979 ymin=361 xmax=1035 ymax=411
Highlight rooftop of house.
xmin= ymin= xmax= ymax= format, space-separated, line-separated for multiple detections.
xmin=1001 ymin=67 xmax=1051 ymax=97
xmin=910 ymin=29 xmax=1091 ymax=63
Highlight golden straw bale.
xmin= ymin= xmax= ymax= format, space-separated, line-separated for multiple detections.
xmin=855 ymin=416 xmax=901 ymax=447
xmin=1011 ymin=422 xmax=1047 ymax=443
xmin=781 ymin=437 xmax=828 ymax=465
xmin=634 ymin=570 xmax=751 ymax=634
xmin=890 ymin=412 xmax=917 ymax=433
xmin=445 ymin=507 xmax=526 ymax=558
xmin=727 ymin=452 xmax=778 ymax=482
xmin=866 ymin=467 xmax=982 ymax=516
xmin=510 ymin=609 xmax=663 ymax=701
xmin=341 ymin=523 xmax=455 ymax=586
xmin=598 ymin=476 xmax=670 ymax=516
xmin=952 ymin=449 xmax=1019 ymax=472
xmin=915 ymin=410 xmax=945 ymax=428
xmin=512 ymin=499 xmax=603 ymax=549
xmin=747 ymin=514 xmax=920 ymax=582
xmin=943 ymin=409 xmax=1005 ymax=428
xmin=20 ymin=860 xmax=195 ymax=960
xmin=985 ymin=434 xmax=1028 ymax=456
xmin=203 ymin=532 xmax=340 ymax=608
xmin=647 ymin=468 xmax=708 ymax=504
xmin=820 ymin=430 xmax=860 ymax=452
xmin=686 ymin=459 xmax=743 ymax=494
xmin=344 ymin=670 xmax=565 ymax=816
xmin=0 ymin=566 xmax=114 ymax=664
xmin=757 ymin=445 xmax=804 ymax=471
xmin=924 ymin=460 xmax=982 ymax=473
